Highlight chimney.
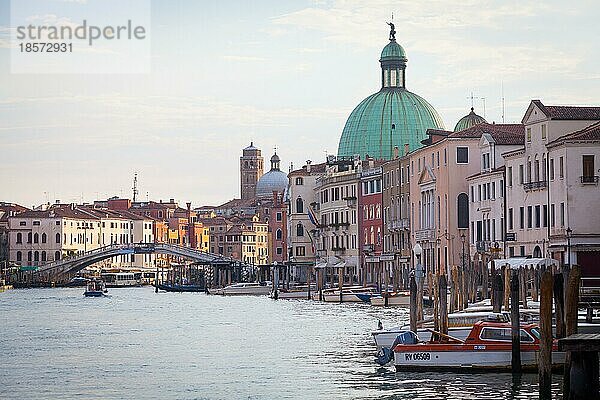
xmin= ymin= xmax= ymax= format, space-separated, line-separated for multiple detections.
xmin=169 ymin=198 xmax=174 ymax=203
xmin=306 ymin=160 xmax=312 ymax=173
xmin=393 ymin=146 xmax=399 ymax=159
xmin=403 ymin=143 xmax=410 ymax=156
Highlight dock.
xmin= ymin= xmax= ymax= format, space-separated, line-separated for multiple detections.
xmin=558 ymin=333 xmax=600 ymax=400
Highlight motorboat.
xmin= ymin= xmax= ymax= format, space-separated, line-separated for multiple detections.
xmin=68 ymin=276 xmax=90 ymax=287
xmin=270 ymin=285 xmax=315 ymax=300
xmin=372 ymin=312 xmax=508 ymax=351
xmin=370 ymin=291 xmax=410 ymax=307
xmin=83 ymin=279 xmax=108 ymax=297
xmin=209 ymin=281 xmax=272 ymax=296
xmin=314 ymin=286 xmax=377 ymax=303
xmin=386 ymin=320 xmax=565 ymax=371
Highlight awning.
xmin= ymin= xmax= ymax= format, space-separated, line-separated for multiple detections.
xmin=314 ymin=261 xmax=327 ymax=269
xmin=488 ymin=258 xmax=558 ymax=270
xmin=19 ymin=266 xmax=38 ymax=271
xmin=331 ymin=261 xmax=347 ymax=269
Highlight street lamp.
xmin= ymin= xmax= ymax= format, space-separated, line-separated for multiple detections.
xmin=460 ymin=232 xmax=466 ymax=271
xmin=412 ymin=243 xmax=424 ymax=319
xmin=566 ymin=227 xmax=573 ymax=267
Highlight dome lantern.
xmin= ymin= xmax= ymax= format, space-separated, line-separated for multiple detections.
xmin=454 ymin=107 xmax=487 ymax=132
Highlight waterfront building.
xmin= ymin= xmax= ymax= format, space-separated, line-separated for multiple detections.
xmin=466 ymin=128 xmax=524 ymax=263
xmin=240 ymin=142 xmax=264 ymax=200
xmin=382 ymin=148 xmax=412 ymax=289
xmin=408 ymin=122 xmax=523 ymax=276
xmin=8 ymin=204 xmax=154 ymax=269
xmin=503 ymin=100 xmax=600 ymax=275
xmin=359 ymin=160 xmax=384 ymax=286
xmin=286 ymin=161 xmax=326 ymax=280
xmin=314 ymin=157 xmax=360 ymax=284
xmin=337 ymin=27 xmax=445 ymax=160
xmin=0 ymin=202 xmax=29 ymax=266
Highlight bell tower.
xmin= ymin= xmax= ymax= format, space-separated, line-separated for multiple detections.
xmin=240 ymin=142 xmax=263 ymax=200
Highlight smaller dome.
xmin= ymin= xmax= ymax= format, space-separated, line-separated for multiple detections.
xmin=380 ymin=40 xmax=407 ymax=62
xmin=454 ymin=107 xmax=487 ymax=132
xmin=256 ymin=171 xmax=288 ymax=198
xmin=270 ymin=153 xmax=280 ymax=163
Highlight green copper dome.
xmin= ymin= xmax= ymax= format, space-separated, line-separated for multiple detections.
xmin=380 ymin=40 xmax=406 ymax=62
xmin=454 ymin=107 xmax=487 ymax=132
xmin=337 ymin=33 xmax=445 ymax=160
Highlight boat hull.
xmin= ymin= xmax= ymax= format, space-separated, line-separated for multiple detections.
xmin=83 ymin=291 xmax=105 ymax=297
xmin=157 ymin=284 xmax=205 ymax=293
xmin=394 ymin=348 xmax=565 ymax=372
xmin=373 ymin=328 xmax=471 ymax=351
xmin=322 ymin=293 xmax=366 ymax=303
xmin=272 ymin=291 xmax=310 ymax=299
xmin=371 ymin=295 xmax=410 ymax=307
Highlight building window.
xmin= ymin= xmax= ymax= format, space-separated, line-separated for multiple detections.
xmin=296 ymin=223 xmax=304 ymax=237
xmin=482 ymin=153 xmax=490 ymax=170
xmin=27 ymin=232 xmax=32 ymax=244
xmin=41 ymin=233 xmax=47 ymax=243
xmin=276 ymin=212 xmax=282 ymax=222
xmin=34 ymin=251 xmax=39 ymax=262
xmin=559 ymin=157 xmax=564 ymax=178
xmin=527 ymin=127 xmax=531 ymax=142
xmin=543 ymin=205 xmax=548 ymax=227
xmin=55 ymin=251 xmax=61 ymax=261
xmin=456 ymin=147 xmax=469 ymax=164
xmin=583 ymin=155 xmax=595 ymax=182
xmin=56 ymin=233 xmax=61 ymax=244
xmin=535 ymin=205 xmax=541 ymax=228
xmin=527 ymin=206 xmax=533 ymax=229
xmin=550 ymin=158 xmax=554 ymax=180
xmin=33 ymin=221 xmax=40 ymax=226
xmin=295 ymin=246 xmax=306 ymax=256
xmin=520 ymin=246 xmax=525 ymax=256
xmin=519 ymin=164 xmax=524 ymax=184
xmin=19 ymin=221 xmax=26 ymax=226
xmin=519 ymin=207 xmax=525 ymax=229
xmin=276 ymin=229 xmax=282 ymax=240
xmin=296 ymin=197 xmax=304 ymax=214
xmin=295 ymin=177 xmax=304 ymax=185
xmin=507 ymin=167 xmax=512 ymax=187
xmin=509 ymin=247 xmax=515 ymax=257
xmin=541 ymin=124 xmax=547 ymax=139
xmin=560 ymin=202 xmax=565 ymax=226
xmin=41 ymin=251 xmax=46 ymax=262
xmin=457 ymin=193 xmax=469 ymax=229
xmin=508 ymin=208 xmax=514 ymax=230
xmin=16 ymin=232 xmax=22 ymax=244
xmin=276 ymin=247 xmax=283 ymax=255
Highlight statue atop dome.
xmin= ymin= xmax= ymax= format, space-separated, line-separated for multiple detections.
xmin=387 ymin=22 xmax=396 ymax=41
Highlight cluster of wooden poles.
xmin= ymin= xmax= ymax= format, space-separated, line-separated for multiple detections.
xmin=407 ymin=263 xmax=595 ymax=400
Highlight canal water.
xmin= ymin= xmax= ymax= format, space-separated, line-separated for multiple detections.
xmin=0 ymin=288 xmax=563 ymax=399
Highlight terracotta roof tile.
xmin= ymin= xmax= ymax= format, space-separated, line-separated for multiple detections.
xmin=533 ymin=100 xmax=600 ymax=120
xmin=547 ymin=121 xmax=600 ymax=147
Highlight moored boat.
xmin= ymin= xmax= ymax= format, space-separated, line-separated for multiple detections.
xmin=317 ymin=286 xmax=377 ymax=303
xmin=388 ymin=321 xmax=565 ymax=371
xmin=157 ymin=283 xmax=205 ymax=293
xmin=370 ymin=291 xmax=410 ymax=306
xmin=209 ymin=281 xmax=272 ymax=296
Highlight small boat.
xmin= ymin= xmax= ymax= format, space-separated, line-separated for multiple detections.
xmin=318 ymin=286 xmax=377 ymax=303
xmin=271 ymin=286 xmax=314 ymax=299
xmin=370 ymin=291 xmax=410 ymax=306
xmin=157 ymin=283 xmax=205 ymax=293
xmin=209 ymin=281 xmax=272 ymax=296
xmin=83 ymin=279 xmax=108 ymax=297
xmin=68 ymin=276 xmax=90 ymax=287
xmin=384 ymin=320 xmax=565 ymax=371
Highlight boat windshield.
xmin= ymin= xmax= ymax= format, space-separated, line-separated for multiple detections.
xmin=480 ymin=327 xmax=535 ymax=342
xmin=529 ymin=327 xmax=541 ymax=339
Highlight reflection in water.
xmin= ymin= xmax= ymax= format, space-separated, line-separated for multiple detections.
xmin=0 ymin=288 xmax=563 ymax=399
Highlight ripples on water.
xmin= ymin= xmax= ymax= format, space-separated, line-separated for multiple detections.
xmin=0 ymin=288 xmax=563 ymax=399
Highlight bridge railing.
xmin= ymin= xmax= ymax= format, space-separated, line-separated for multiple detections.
xmin=36 ymin=243 xmax=128 ymax=273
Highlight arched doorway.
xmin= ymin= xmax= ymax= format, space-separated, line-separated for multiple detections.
xmin=533 ymin=246 xmax=542 ymax=258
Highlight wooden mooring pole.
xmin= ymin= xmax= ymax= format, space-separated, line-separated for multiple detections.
xmin=564 ymin=265 xmax=582 ymax=399
xmin=539 ymin=270 xmax=553 ymax=399
xmin=511 ymin=269 xmax=521 ymax=373
xmin=492 ymin=273 xmax=503 ymax=313
xmin=554 ymin=272 xmax=566 ymax=339
xmin=439 ymin=274 xmax=448 ymax=335
xmin=410 ymin=276 xmax=417 ymax=333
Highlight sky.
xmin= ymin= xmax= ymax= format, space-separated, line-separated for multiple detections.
xmin=1 ymin=0 xmax=599 ymax=208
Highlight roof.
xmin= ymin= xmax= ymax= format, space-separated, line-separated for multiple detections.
xmin=547 ymin=121 xmax=600 ymax=148
xmin=380 ymin=40 xmax=407 ymax=62
xmin=448 ymin=122 xmax=524 ymax=144
xmin=14 ymin=205 xmax=99 ymax=220
xmin=532 ymin=100 xmax=600 ymax=120
xmin=288 ymin=162 xmax=327 ymax=177
xmin=0 ymin=203 xmax=29 ymax=222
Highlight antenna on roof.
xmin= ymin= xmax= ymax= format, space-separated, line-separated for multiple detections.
xmin=501 ymin=82 xmax=505 ymax=123
xmin=478 ymin=97 xmax=487 ymax=118
xmin=132 ymin=172 xmax=139 ymax=202
xmin=467 ymin=92 xmax=475 ymax=108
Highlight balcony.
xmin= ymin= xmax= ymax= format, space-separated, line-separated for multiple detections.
xmin=523 ymin=180 xmax=547 ymax=191
xmin=415 ymin=229 xmax=436 ymax=241
xmin=332 ymin=247 xmax=346 ymax=256
xmin=343 ymin=196 xmax=357 ymax=207
xmin=387 ymin=218 xmax=410 ymax=231
xmin=581 ymin=175 xmax=599 ymax=184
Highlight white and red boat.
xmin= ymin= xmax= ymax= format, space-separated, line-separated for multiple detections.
xmin=386 ymin=320 xmax=565 ymax=371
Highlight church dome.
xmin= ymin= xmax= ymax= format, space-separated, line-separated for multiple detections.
xmin=454 ymin=107 xmax=487 ymax=132
xmin=255 ymin=152 xmax=288 ymax=198
xmin=337 ymin=30 xmax=444 ymax=160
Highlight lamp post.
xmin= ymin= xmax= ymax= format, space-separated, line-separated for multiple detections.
xmin=566 ymin=227 xmax=573 ymax=267
xmin=436 ymin=238 xmax=441 ymax=275
xmin=413 ymin=243 xmax=424 ymax=319
xmin=460 ymin=232 xmax=466 ymax=271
